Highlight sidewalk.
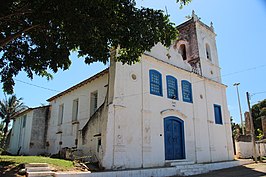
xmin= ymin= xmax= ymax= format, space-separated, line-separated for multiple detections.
xmin=54 ymin=160 xmax=253 ymax=177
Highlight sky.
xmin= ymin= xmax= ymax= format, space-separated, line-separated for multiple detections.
xmin=1 ymin=0 xmax=266 ymax=124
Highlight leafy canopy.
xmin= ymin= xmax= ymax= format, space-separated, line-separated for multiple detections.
xmin=0 ymin=0 xmax=190 ymax=94
xmin=251 ymin=99 xmax=266 ymax=136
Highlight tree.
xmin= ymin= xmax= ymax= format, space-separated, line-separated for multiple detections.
xmin=231 ymin=116 xmax=241 ymax=139
xmin=251 ymin=99 xmax=266 ymax=136
xmin=0 ymin=122 xmax=4 ymax=147
xmin=0 ymin=0 xmax=191 ymax=94
xmin=0 ymin=95 xmax=26 ymax=147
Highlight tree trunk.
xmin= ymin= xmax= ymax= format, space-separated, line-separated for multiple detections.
xmin=1 ymin=119 xmax=10 ymax=148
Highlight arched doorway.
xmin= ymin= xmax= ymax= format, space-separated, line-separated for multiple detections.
xmin=164 ymin=116 xmax=185 ymax=160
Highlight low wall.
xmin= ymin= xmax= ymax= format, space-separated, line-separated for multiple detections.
xmin=235 ymin=141 xmax=266 ymax=158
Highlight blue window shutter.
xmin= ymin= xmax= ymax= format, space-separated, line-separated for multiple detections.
xmin=181 ymin=80 xmax=193 ymax=103
xmin=149 ymin=70 xmax=163 ymax=96
xmin=166 ymin=76 xmax=178 ymax=100
xmin=214 ymin=104 xmax=223 ymax=124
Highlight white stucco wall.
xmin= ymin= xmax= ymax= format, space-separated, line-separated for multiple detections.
xmin=47 ymin=73 xmax=108 ymax=155
xmin=235 ymin=142 xmax=266 ymax=158
xmin=195 ymin=22 xmax=221 ymax=83
xmin=145 ymin=43 xmax=192 ymax=72
xmin=102 ymin=52 xmax=233 ymax=169
xmin=9 ymin=111 xmax=33 ymax=155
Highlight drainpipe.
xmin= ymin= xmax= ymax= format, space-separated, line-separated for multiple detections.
xmin=141 ymin=59 xmax=144 ymax=168
xmin=190 ymin=73 xmax=197 ymax=163
xmin=204 ymin=80 xmax=213 ymax=162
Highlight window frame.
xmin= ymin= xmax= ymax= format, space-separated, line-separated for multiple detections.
xmin=149 ymin=69 xmax=163 ymax=96
xmin=72 ymin=98 xmax=79 ymax=122
xmin=205 ymin=43 xmax=212 ymax=61
xmin=214 ymin=104 xmax=223 ymax=125
xmin=166 ymin=75 xmax=178 ymax=100
xmin=22 ymin=115 xmax=26 ymax=128
xmin=181 ymin=80 xmax=193 ymax=103
xmin=90 ymin=90 xmax=98 ymax=116
xmin=58 ymin=104 xmax=64 ymax=125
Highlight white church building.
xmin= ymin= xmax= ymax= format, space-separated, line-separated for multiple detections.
xmin=9 ymin=13 xmax=234 ymax=170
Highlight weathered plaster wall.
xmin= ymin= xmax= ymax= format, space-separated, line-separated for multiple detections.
xmin=29 ymin=106 xmax=49 ymax=155
xmin=235 ymin=141 xmax=266 ymax=158
xmin=9 ymin=111 xmax=33 ymax=155
xmin=195 ymin=21 xmax=221 ymax=83
xmin=102 ymin=53 xmax=233 ymax=169
xmin=79 ymin=103 xmax=108 ymax=166
xmin=47 ymin=74 xmax=108 ymax=155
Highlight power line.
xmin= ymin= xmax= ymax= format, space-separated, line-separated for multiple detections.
xmin=13 ymin=62 xmax=266 ymax=98
xmin=252 ymin=91 xmax=266 ymax=96
xmin=14 ymin=79 xmax=60 ymax=93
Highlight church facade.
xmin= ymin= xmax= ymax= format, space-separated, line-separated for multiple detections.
xmin=9 ymin=13 xmax=234 ymax=170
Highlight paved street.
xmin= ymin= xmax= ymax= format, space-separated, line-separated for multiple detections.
xmin=186 ymin=163 xmax=266 ymax=177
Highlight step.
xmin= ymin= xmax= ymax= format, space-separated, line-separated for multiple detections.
xmin=178 ymin=166 xmax=209 ymax=176
xmin=26 ymin=167 xmax=52 ymax=172
xmin=25 ymin=163 xmax=49 ymax=167
xmin=166 ymin=161 xmax=195 ymax=166
xmin=27 ymin=171 xmax=55 ymax=177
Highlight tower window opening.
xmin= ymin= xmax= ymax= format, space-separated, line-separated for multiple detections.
xmin=206 ymin=43 xmax=211 ymax=60
xmin=179 ymin=44 xmax=187 ymax=61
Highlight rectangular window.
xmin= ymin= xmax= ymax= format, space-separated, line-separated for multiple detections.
xmin=90 ymin=91 xmax=98 ymax=116
xmin=149 ymin=70 xmax=163 ymax=96
xmin=22 ymin=115 xmax=26 ymax=128
xmin=72 ymin=99 xmax=79 ymax=121
xmin=166 ymin=76 xmax=178 ymax=100
xmin=214 ymin=104 xmax=223 ymax=124
xmin=58 ymin=104 xmax=64 ymax=125
xmin=97 ymin=138 xmax=101 ymax=152
xmin=182 ymin=80 xmax=193 ymax=103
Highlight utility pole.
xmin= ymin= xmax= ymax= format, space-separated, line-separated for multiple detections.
xmin=246 ymin=92 xmax=257 ymax=163
xmin=233 ymin=83 xmax=244 ymax=135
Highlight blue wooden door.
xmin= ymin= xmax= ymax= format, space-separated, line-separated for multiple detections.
xmin=164 ymin=117 xmax=185 ymax=160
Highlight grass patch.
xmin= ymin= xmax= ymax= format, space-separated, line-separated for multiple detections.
xmin=0 ymin=155 xmax=75 ymax=171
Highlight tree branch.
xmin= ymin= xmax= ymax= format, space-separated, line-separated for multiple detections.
xmin=0 ymin=24 xmax=40 ymax=48
xmin=0 ymin=11 xmax=32 ymax=21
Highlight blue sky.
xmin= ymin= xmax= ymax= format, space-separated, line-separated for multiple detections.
xmin=1 ymin=0 xmax=266 ymax=124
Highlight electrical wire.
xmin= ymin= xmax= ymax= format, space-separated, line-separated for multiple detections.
xmin=11 ymin=61 xmax=266 ymax=99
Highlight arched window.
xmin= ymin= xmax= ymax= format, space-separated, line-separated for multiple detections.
xmin=149 ymin=70 xmax=163 ymax=96
xmin=179 ymin=44 xmax=187 ymax=61
xmin=181 ymin=80 xmax=193 ymax=103
xmin=205 ymin=43 xmax=211 ymax=60
xmin=166 ymin=76 xmax=178 ymax=100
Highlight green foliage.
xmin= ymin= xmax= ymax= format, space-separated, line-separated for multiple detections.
xmin=0 ymin=155 xmax=74 ymax=171
xmin=256 ymin=128 xmax=263 ymax=140
xmin=231 ymin=116 xmax=241 ymax=138
xmin=0 ymin=95 xmax=26 ymax=147
xmin=0 ymin=0 xmax=191 ymax=94
xmin=251 ymin=99 xmax=266 ymax=136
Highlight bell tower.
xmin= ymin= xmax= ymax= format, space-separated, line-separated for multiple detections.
xmin=176 ymin=11 xmax=221 ymax=83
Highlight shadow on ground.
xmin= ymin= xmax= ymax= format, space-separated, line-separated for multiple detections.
xmin=0 ymin=161 xmax=24 ymax=177
xmin=188 ymin=164 xmax=266 ymax=177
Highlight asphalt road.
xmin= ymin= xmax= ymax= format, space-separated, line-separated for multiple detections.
xmin=186 ymin=163 xmax=266 ymax=177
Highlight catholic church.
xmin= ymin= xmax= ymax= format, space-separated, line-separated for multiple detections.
xmin=8 ymin=12 xmax=234 ymax=170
